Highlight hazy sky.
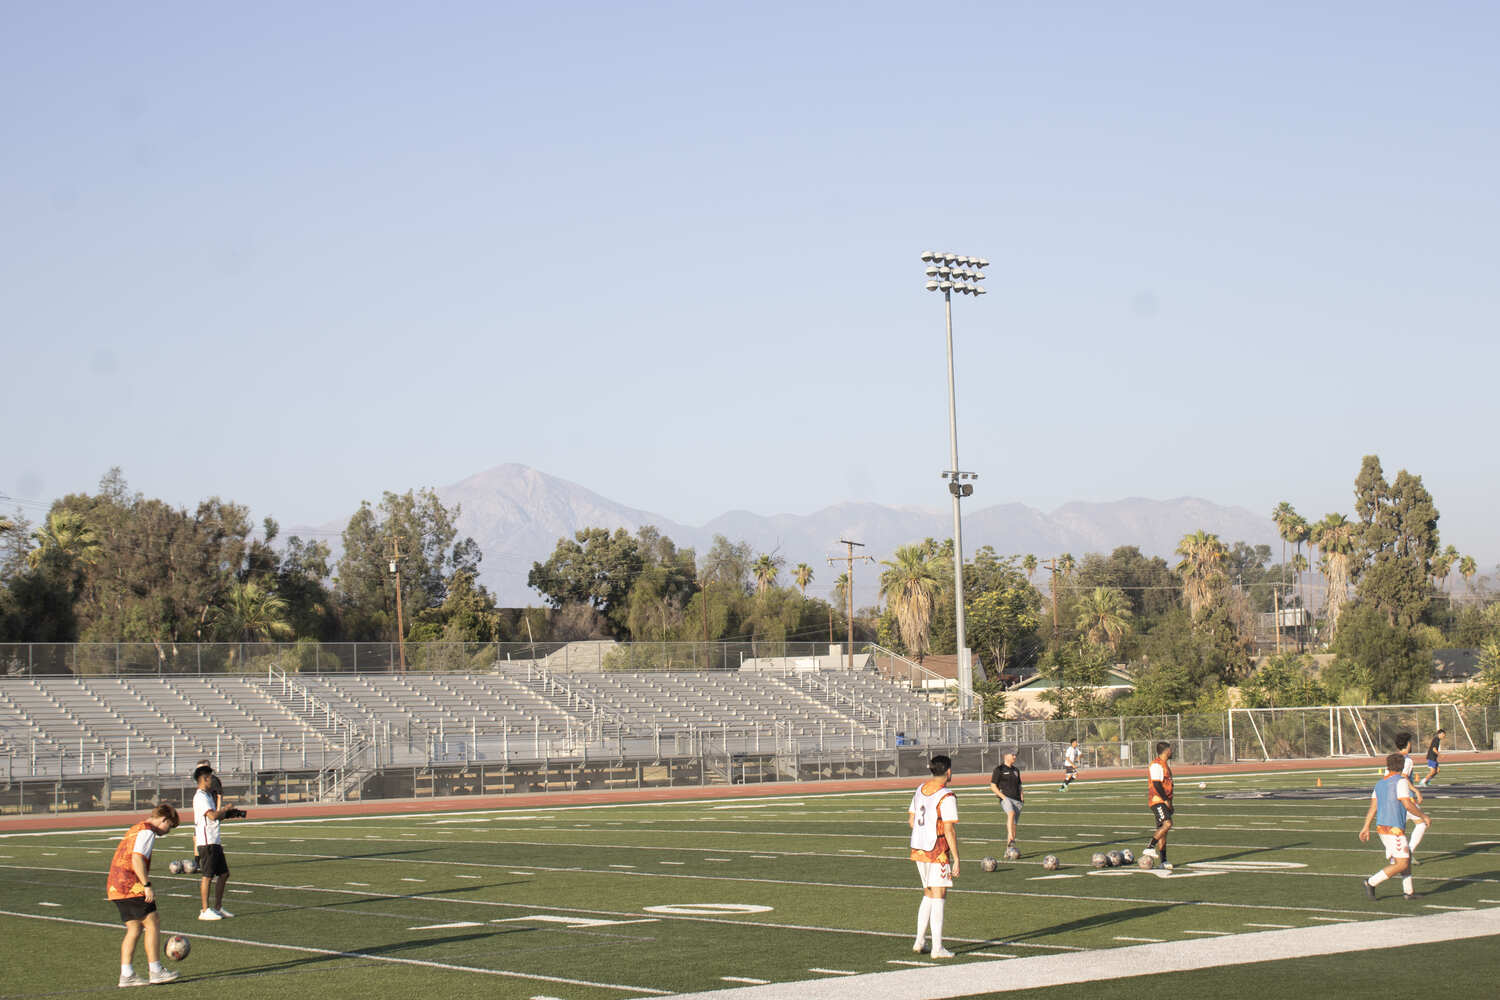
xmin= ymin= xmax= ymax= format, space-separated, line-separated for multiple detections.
xmin=4 ymin=3 xmax=1497 ymax=559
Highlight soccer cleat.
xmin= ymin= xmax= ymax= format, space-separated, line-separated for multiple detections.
xmin=930 ymin=947 xmax=955 ymax=959
xmin=1364 ymin=880 xmax=1377 ymax=900
xmin=213 ymin=908 xmax=234 ymax=918
xmin=119 ymin=973 xmax=148 ymax=988
xmin=148 ymin=968 xmax=180 ymax=985
xmin=197 ymin=908 xmax=222 ymax=921
xmin=1409 ymin=857 xmax=1420 ymax=867
xmin=1160 ymin=862 xmax=1174 ymax=872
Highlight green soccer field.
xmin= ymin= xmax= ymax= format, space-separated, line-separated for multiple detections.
xmin=4 ymin=760 xmax=1500 ymax=999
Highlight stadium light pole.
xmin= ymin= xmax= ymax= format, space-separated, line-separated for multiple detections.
xmin=922 ymin=251 xmax=987 ymax=719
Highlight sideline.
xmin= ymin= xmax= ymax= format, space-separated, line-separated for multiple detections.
xmin=4 ymin=754 xmax=1497 ymax=833
xmin=665 ymin=905 xmax=1500 ymax=999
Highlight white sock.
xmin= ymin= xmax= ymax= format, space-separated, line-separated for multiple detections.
xmin=916 ymin=896 xmax=932 ymax=942
xmin=1368 ymin=871 xmax=1389 ymax=886
xmin=1402 ymin=875 xmax=1414 ymax=895
xmin=121 ymin=965 xmax=133 ymax=977
xmin=930 ymin=898 xmax=946 ymax=951
xmin=148 ymin=962 xmax=163 ymax=974
xmin=1410 ymin=822 xmax=1427 ymax=851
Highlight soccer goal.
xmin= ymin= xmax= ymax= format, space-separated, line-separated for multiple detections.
xmin=1227 ymin=703 xmax=1480 ymax=762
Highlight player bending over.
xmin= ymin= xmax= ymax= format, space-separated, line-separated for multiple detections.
xmin=910 ymin=754 xmax=960 ymax=959
xmin=1360 ymin=752 xmax=1431 ymax=900
xmin=1142 ymin=741 xmax=1175 ymax=871
xmin=1394 ymin=733 xmax=1429 ymax=864
xmin=1060 ymin=738 xmax=1081 ymax=791
xmin=1420 ymin=729 xmax=1444 ymax=787
xmin=106 ymin=803 xmax=182 ymax=987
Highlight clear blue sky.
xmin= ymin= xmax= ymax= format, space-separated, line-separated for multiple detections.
xmin=4 ymin=3 xmax=1497 ymax=560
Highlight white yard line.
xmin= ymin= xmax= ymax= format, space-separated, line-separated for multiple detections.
xmin=664 ymin=906 xmax=1500 ymax=1000
xmin=0 ymin=909 xmax=671 ymax=994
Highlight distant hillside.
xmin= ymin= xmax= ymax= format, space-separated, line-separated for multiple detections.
xmin=433 ymin=464 xmax=1280 ymax=607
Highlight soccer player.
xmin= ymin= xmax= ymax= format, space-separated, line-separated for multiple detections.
xmin=1420 ymin=729 xmax=1444 ymax=787
xmin=192 ymin=763 xmax=239 ymax=920
xmin=1360 ymin=752 xmax=1431 ymax=900
xmin=106 ymin=802 xmax=182 ymax=987
xmin=1394 ymin=733 xmax=1429 ymax=863
xmin=1142 ymin=741 xmax=1175 ymax=871
xmin=1059 ymin=738 xmax=1081 ymax=791
xmin=989 ymin=750 xmax=1024 ymax=854
xmin=910 ymin=754 xmax=960 ymax=959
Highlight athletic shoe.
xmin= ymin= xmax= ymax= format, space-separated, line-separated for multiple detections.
xmin=1404 ymin=892 xmax=1420 ymax=901
xmin=1059 ymin=784 xmax=1067 ymax=791
xmin=1364 ymin=880 xmax=1377 ymax=900
xmin=1161 ymin=862 xmax=1174 ymax=872
xmin=148 ymin=969 xmax=179 ymax=984
xmin=197 ymin=908 xmax=222 ymax=921
xmin=119 ymin=973 xmax=148 ymax=988
xmin=930 ymin=947 xmax=954 ymax=959
xmin=1410 ymin=857 xmax=1421 ymax=867
xmin=213 ymin=908 xmax=234 ymax=918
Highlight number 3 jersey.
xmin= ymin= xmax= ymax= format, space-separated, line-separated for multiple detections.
xmin=909 ymin=783 xmax=958 ymax=863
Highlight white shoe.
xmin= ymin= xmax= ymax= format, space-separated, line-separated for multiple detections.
xmin=197 ymin=908 xmax=223 ymax=921
xmin=213 ymin=908 xmax=234 ymax=918
xmin=931 ymin=947 xmax=955 ymax=959
xmin=1143 ymin=848 xmax=1159 ymax=859
xmin=1161 ymin=862 xmax=1175 ymax=872
xmin=148 ymin=968 xmax=180 ymax=984
xmin=913 ymin=939 xmax=927 ymax=953
xmin=119 ymin=973 xmax=148 ymax=988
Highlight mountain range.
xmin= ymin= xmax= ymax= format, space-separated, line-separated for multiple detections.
xmin=432 ymin=464 xmax=1280 ymax=607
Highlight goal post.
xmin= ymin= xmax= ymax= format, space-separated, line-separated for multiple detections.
xmin=1227 ymin=703 xmax=1486 ymax=761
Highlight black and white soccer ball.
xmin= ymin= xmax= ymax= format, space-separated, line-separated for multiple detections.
xmin=165 ymin=934 xmax=190 ymax=961
xmin=1042 ymin=855 xmax=1059 ymax=871
xmin=1138 ymin=852 xmax=1157 ymax=870
xmin=1004 ymin=845 xmax=1021 ymax=862
xmin=168 ymin=860 xmax=183 ymax=875
xmin=1091 ymin=852 xmax=1107 ymax=868
xmin=183 ymin=857 xmax=199 ymax=875
xmin=1120 ymin=848 xmax=1135 ymax=865
xmin=981 ymin=856 xmax=998 ymax=872
xmin=1107 ymin=850 xmax=1123 ymax=867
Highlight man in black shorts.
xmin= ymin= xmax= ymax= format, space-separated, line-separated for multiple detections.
xmin=105 ymin=803 xmax=181 ymax=986
xmin=192 ymin=764 xmax=239 ymax=920
xmin=988 ymin=750 xmax=1025 ymax=855
xmin=1143 ymin=741 xmax=1175 ymax=871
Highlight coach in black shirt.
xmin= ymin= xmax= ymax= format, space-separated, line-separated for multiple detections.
xmin=989 ymin=751 xmax=1024 ymax=854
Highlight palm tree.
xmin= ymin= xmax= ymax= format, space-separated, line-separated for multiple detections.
xmin=1314 ymin=514 xmax=1356 ymax=635
xmin=879 ymin=544 xmax=942 ymax=662
xmin=792 ymin=563 xmax=813 ymax=594
xmin=1074 ymin=586 xmax=1133 ymax=652
xmin=1288 ymin=514 xmax=1310 ymax=609
xmin=1175 ymin=530 xmax=1228 ymax=619
xmin=0 ymin=515 xmax=13 ymax=535
xmin=1271 ymin=502 xmax=1296 ymax=586
xmin=833 ymin=572 xmax=850 ymax=611
xmin=1022 ymin=554 xmax=1037 ymax=583
xmin=211 ymin=581 xmax=294 ymax=643
xmin=27 ymin=510 xmax=102 ymax=570
xmin=1058 ymin=553 xmax=1077 ymax=577
xmin=1460 ymin=555 xmax=1479 ymax=594
xmin=1432 ymin=546 xmax=1456 ymax=596
xmin=751 ymin=554 xmax=783 ymax=594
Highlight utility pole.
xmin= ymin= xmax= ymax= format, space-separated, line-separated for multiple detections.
xmin=827 ymin=539 xmax=876 ymax=672
xmin=1046 ymin=557 xmax=1060 ymax=642
xmin=389 ymin=537 xmax=407 ymax=673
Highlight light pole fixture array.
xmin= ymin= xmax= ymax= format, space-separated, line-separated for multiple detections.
xmin=921 ymin=250 xmax=987 ymax=717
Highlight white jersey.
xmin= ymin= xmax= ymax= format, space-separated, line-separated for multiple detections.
xmin=1401 ymin=755 xmax=1415 ymax=778
xmin=1064 ymin=746 xmax=1080 ymax=767
xmin=132 ymin=827 xmax=158 ymax=858
xmin=909 ymin=783 xmax=958 ymax=853
xmin=193 ymin=788 xmax=221 ymax=847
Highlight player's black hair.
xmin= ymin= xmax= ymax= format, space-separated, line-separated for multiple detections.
xmin=192 ymin=764 xmax=214 ymax=782
xmin=1069 ymin=737 xmax=1078 ymax=744
xmin=928 ymin=755 xmax=952 ymax=776
xmin=1154 ymin=741 xmax=1171 ymax=756
xmin=1386 ymin=752 xmax=1404 ymax=773
xmin=1435 ymin=728 xmax=1446 ymax=735
xmin=1395 ymin=732 xmax=1412 ymax=750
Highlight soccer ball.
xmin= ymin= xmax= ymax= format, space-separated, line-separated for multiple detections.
xmin=1004 ymin=846 xmax=1021 ymax=862
xmin=1091 ymin=852 xmax=1107 ymax=868
xmin=1107 ymin=850 xmax=1123 ymax=867
xmin=1198 ymin=782 xmax=1207 ymax=790
xmin=1042 ymin=855 xmax=1059 ymax=871
xmin=1121 ymin=848 xmax=1135 ymax=865
xmin=165 ymin=935 xmax=190 ymax=962
xmin=183 ymin=858 xmax=199 ymax=875
xmin=168 ymin=860 xmax=183 ymax=875
xmin=1138 ymin=852 xmax=1157 ymax=870
xmin=981 ymin=856 xmax=998 ymax=872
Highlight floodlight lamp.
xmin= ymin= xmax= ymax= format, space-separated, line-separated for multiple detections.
xmin=925 ymin=280 xmax=939 ymax=291
xmin=936 ymin=266 xmax=951 ymax=277
xmin=977 ymin=258 xmax=989 ymax=268
xmin=939 ymin=281 xmax=953 ymax=291
xmin=961 ymin=484 xmax=973 ymax=497
xmin=925 ymin=266 xmax=938 ymax=277
xmin=958 ymin=256 xmax=972 ymax=267
xmin=920 ymin=250 xmax=936 ymax=262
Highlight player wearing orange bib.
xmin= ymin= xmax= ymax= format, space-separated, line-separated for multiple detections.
xmin=105 ymin=803 xmax=181 ymax=987
xmin=909 ymin=754 xmax=960 ymax=959
xmin=1142 ymin=741 xmax=1175 ymax=871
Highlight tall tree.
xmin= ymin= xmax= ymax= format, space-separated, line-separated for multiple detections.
xmin=1074 ymin=586 xmax=1133 ymax=652
xmin=1022 ymin=554 xmax=1037 ymax=583
xmin=793 ymin=563 xmax=813 ymax=594
xmin=1313 ymin=513 xmax=1357 ymax=635
xmin=210 ymin=580 xmax=293 ymax=643
xmin=26 ymin=510 xmax=102 ymax=570
xmin=1352 ymin=456 xmax=1440 ymax=627
xmin=1459 ymin=554 xmax=1479 ymax=593
xmin=1175 ymin=530 xmax=1229 ymax=619
xmin=880 ymin=545 xmax=941 ymax=661
xmin=752 ymin=553 xmax=783 ymax=594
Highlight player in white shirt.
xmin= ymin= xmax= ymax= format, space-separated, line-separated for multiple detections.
xmin=909 ymin=754 xmax=960 ymax=959
xmin=1060 ymin=738 xmax=1081 ymax=791
xmin=1360 ymin=753 xmax=1430 ymax=900
xmin=1394 ymin=733 xmax=1428 ymax=863
xmin=192 ymin=764 xmax=239 ymax=920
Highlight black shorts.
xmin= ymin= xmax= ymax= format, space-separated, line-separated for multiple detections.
xmin=196 ymin=844 xmax=230 ymax=878
xmin=1151 ymin=803 xmax=1173 ymax=826
xmin=114 ymin=897 xmax=157 ymax=923
xmin=1064 ymin=765 xmax=1078 ymax=777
